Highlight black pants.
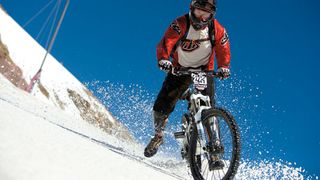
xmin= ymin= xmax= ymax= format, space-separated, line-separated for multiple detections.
xmin=153 ymin=73 xmax=215 ymax=115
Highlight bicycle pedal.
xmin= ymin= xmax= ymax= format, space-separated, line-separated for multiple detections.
xmin=174 ymin=131 xmax=185 ymax=139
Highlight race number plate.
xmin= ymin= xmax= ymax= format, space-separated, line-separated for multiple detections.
xmin=191 ymin=72 xmax=207 ymax=90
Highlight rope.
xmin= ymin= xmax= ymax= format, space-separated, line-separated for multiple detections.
xmin=25 ymin=0 xmax=70 ymax=93
xmin=45 ymin=0 xmax=61 ymax=49
xmin=23 ymin=0 xmax=54 ymax=28
xmin=40 ymin=0 xmax=69 ymax=70
xmin=36 ymin=0 xmax=59 ymax=41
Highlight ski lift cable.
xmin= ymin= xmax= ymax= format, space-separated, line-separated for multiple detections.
xmin=40 ymin=0 xmax=69 ymax=70
xmin=36 ymin=0 xmax=60 ymax=41
xmin=23 ymin=0 xmax=55 ymax=28
xmin=45 ymin=0 xmax=62 ymax=49
xmin=25 ymin=0 xmax=70 ymax=93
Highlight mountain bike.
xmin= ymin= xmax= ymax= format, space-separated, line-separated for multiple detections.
xmin=173 ymin=68 xmax=241 ymax=180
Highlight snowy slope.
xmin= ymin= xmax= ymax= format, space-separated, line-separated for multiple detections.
xmin=0 ymin=7 xmax=133 ymax=141
xmin=0 ymin=7 xmax=189 ymax=180
xmin=0 ymin=74 xmax=183 ymax=180
xmin=0 ymin=61 xmax=313 ymax=180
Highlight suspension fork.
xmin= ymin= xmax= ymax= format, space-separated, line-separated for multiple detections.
xmin=205 ymin=80 xmax=221 ymax=146
xmin=195 ymin=119 xmax=207 ymax=155
xmin=205 ymin=116 xmax=221 ymax=145
xmin=195 ymin=108 xmax=222 ymax=155
xmin=193 ymin=107 xmax=211 ymax=155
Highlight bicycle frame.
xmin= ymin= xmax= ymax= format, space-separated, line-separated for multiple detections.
xmin=175 ymin=68 xmax=222 ymax=158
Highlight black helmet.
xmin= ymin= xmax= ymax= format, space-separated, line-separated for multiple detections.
xmin=190 ymin=0 xmax=216 ymax=30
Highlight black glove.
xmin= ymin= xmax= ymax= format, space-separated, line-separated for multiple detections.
xmin=158 ymin=60 xmax=172 ymax=72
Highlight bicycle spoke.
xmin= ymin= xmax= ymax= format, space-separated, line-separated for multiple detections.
xmin=213 ymin=169 xmax=219 ymax=179
xmin=218 ymin=171 xmax=222 ymax=179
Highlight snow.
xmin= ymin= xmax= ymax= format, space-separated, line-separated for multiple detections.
xmin=0 ymin=8 xmax=181 ymax=180
xmin=0 ymin=74 xmax=179 ymax=180
xmin=1 ymin=72 xmax=317 ymax=179
xmin=0 ymin=8 xmax=115 ymax=124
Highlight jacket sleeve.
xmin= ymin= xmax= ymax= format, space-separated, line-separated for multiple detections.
xmin=156 ymin=18 xmax=183 ymax=62
xmin=214 ymin=20 xmax=231 ymax=68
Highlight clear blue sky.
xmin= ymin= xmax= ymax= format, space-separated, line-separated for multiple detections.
xmin=2 ymin=0 xmax=320 ymax=176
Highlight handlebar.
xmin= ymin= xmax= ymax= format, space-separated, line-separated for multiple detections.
xmin=170 ymin=67 xmax=223 ymax=78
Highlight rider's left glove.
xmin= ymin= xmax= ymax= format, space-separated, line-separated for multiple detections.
xmin=217 ymin=67 xmax=230 ymax=80
xmin=158 ymin=59 xmax=172 ymax=73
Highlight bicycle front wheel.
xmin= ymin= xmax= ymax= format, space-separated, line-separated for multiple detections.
xmin=189 ymin=107 xmax=241 ymax=180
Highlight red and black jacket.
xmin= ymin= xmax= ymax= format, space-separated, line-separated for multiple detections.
xmin=156 ymin=14 xmax=231 ymax=70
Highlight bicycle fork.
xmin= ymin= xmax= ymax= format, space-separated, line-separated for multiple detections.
xmin=194 ymin=107 xmax=211 ymax=155
xmin=206 ymin=116 xmax=221 ymax=145
xmin=194 ymin=108 xmax=222 ymax=156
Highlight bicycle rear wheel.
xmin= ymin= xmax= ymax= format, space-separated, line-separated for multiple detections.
xmin=189 ymin=107 xmax=241 ymax=180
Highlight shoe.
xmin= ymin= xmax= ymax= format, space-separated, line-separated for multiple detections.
xmin=144 ymin=134 xmax=164 ymax=157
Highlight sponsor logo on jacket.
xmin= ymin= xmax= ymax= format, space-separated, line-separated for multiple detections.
xmin=170 ymin=20 xmax=181 ymax=35
xmin=181 ymin=40 xmax=201 ymax=52
xmin=221 ymin=30 xmax=229 ymax=46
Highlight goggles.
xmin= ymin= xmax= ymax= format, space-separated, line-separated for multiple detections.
xmin=193 ymin=1 xmax=216 ymax=14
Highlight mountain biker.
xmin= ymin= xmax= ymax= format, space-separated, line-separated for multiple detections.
xmin=144 ymin=0 xmax=231 ymax=169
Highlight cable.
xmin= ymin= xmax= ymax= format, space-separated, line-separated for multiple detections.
xmin=23 ymin=0 xmax=54 ymax=28
xmin=36 ymin=1 xmax=59 ymax=41
xmin=45 ymin=0 xmax=62 ymax=49
xmin=25 ymin=0 xmax=70 ymax=93
xmin=40 ymin=0 xmax=70 ymax=70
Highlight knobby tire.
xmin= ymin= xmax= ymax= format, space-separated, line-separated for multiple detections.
xmin=189 ymin=107 xmax=241 ymax=180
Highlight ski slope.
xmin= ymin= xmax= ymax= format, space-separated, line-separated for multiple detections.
xmin=0 ymin=6 xmax=187 ymax=180
xmin=0 ymin=5 xmax=133 ymax=142
xmin=0 ymin=74 xmax=183 ymax=180
xmin=1 ymin=72 xmax=315 ymax=180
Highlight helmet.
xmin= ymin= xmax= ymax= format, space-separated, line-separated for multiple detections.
xmin=190 ymin=0 xmax=216 ymax=30
xmin=191 ymin=0 xmax=216 ymax=14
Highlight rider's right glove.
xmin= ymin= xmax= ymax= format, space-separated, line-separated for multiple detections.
xmin=217 ymin=67 xmax=230 ymax=80
xmin=158 ymin=59 xmax=172 ymax=73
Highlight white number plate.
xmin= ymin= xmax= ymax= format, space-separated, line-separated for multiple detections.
xmin=191 ymin=72 xmax=207 ymax=90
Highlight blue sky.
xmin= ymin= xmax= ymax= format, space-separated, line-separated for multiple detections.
xmin=2 ymin=0 xmax=320 ymax=176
